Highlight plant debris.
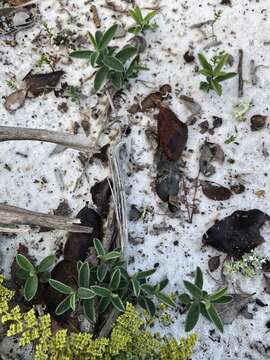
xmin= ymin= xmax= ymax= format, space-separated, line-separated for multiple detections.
xmin=4 ymin=89 xmax=27 ymax=112
xmin=201 ymin=181 xmax=232 ymax=201
xmin=64 ymin=206 xmax=102 ymax=261
xmin=24 ymin=70 xmax=64 ymax=97
xmin=199 ymin=142 xmax=225 ymax=177
xmin=90 ymin=178 xmax=112 ymax=216
xmin=250 ymin=114 xmax=267 ymax=131
xmin=208 ymin=255 xmax=221 ymax=272
xmin=203 ymin=210 xmax=269 ymax=258
xmin=158 ymin=106 xmax=188 ymax=161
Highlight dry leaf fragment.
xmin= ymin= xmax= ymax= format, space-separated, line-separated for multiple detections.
xmin=201 ymin=181 xmax=232 ymax=201
xmin=255 ymin=189 xmax=266 ymax=198
xmin=24 ymin=70 xmax=64 ymax=97
xmin=4 ymin=89 xmax=27 ymax=112
xmin=208 ymin=255 xmax=221 ymax=272
xmin=199 ymin=142 xmax=224 ymax=177
xmin=158 ymin=106 xmax=188 ymax=161
xmin=90 ymin=178 xmax=112 ymax=216
xmin=203 ymin=209 xmax=269 ymax=258
xmin=250 ymin=114 xmax=267 ymax=131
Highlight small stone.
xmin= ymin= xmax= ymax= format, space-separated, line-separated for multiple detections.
xmin=251 ymin=115 xmax=267 ymax=131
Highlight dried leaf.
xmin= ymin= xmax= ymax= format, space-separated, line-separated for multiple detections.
xmin=203 ymin=209 xmax=269 ymax=258
xmin=208 ymin=255 xmax=221 ymax=272
xmin=201 ymin=181 xmax=232 ymax=201
xmin=90 ymin=178 xmax=112 ymax=216
xmin=4 ymin=89 xmax=27 ymax=112
xmin=180 ymin=95 xmax=201 ymax=115
xmin=199 ymin=142 xmax=224 ymax=177
xmin=24 ymin=71 xmax=64 ymax=97
xmin=53 ymin=200 xmax=72 ymax=217
xmin=250 ymin=114 xmax=267 ymax=131
xmin=155 ymin=152 xmax=181 ymax=203
xmin=158 ymin=106 xmax=188 ymax=161
xmin=64 ymin=206 xmax=102 ymax=261
xmin=215 ymin=293 xmax=254 ymax=324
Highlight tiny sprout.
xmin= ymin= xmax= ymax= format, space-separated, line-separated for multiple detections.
xmin=198 ymin=53 xmax=237 ymax=96
xmin=128 ymin=6 xmax=158 ymax=35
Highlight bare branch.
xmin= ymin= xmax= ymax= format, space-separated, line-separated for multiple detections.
xmin=0 ymin=204 xmax=92 ymax=233
xmin=0 ymin=126 xmax=93 ymax=153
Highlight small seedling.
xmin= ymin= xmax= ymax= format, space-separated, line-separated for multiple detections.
xmin=16 ymin=254 xmax=55 ymax=301
xmin=224 ymin=251 xmax=267 ymax=278
xmin=198 ymin=53 xmax=237 ymax=96
xmin=180 ymin=267 xmax=232 ymax=332
xmin=36 ymin=53 xmax=55 ymax=71
xmin=70 ymin=25 xmax=145 ymax=92
xmin=65 ymin=85 xmax=81 ymax=103
xmin=49 ymin=239 xmax=175 ymax=322
xmin=128 ymin=6 xmax=158 ymax=35
xmin=233 ymin=101 xmax=252 ymax=121
xmin=225 ymin=134 xmax=237 ymax=144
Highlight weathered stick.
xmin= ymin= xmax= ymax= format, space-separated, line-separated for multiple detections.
xmin=0 ymin=204 xmax=92 ymax=233
xmin=0 ymin=126 xmax=93 ymax=153
xmin=238 ymin=49 xmax=244 ymax=97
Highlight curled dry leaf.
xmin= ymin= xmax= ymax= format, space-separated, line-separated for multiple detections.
xmin=208 ymin=255 xmax=221 ymax=272
xmin=90 ymin=178 xmax=112 ymax=216
xmin=201 ymin=180 xmax=232 ymax=201
xmin=180 ymin=95 xmax=201 ymax=116
xmin=158 ymin=106 xmax=188 ymax=161
xmin=4 ymin=89 xmax=27 ymax=112
xmin=250 ymin=114 xmax=267 ymax=131
xmin=215 ymin=293 xmax=254 ymax=324
xmin=43 ymin=260 xmax=77 ymax=323
xmin=199 ymin=142 xmax=225 ymax=177
xmin=64 ymin=206 xmax=102 ymax=262
xmin=203 ymin=209 xmax=269 ymax=258
xmin=128 ymin=84 xmax=172 ymax=114
xmin=24 ymin=70 xmax=64 ymax=97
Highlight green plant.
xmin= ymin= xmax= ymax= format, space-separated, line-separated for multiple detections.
xmin=224 ymin=250 xmax=267 ymax=279
xmin=36 ymin=53 xmax=55 ymax=71
xmin=0 ymin=275 xmax=197 ymax=360
xmin=233 ymin=101 xmax=252 ymax=121
xmin=225 ymin=134 xmax=237 ymax=144
xmin=70 ymin=25 xmax=145 ymax=92
xmin=49 ymin=239 xmax=176 ymax=322
xmin=65 ymin=85 xmax=81 ymax=103
xmin=128 ymin=6 xmax=158 ymax=35
xmin=16 ymin=254 xmax=55 ymax=301
xmin=180 ymin=267 xmax=232 ymax=332
xmin=198 ymin=53 xmax=237 ymax=96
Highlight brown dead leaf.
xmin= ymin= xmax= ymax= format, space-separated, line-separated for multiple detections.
xmin=24 ymin=70 xmax=64 ymax=97
xmin=199 ymin=142 xmax=224 ymax=177
xmin=158 ymin=106 xmax=188 ymax=161
xmin=255 ymin=189 xmax=266 ymax=198
xmin=201 ymin=181 xmax=232 ymax=201
xmin=208 ymin=255 xmax=221 ymax=272
xmin=4 ymin=89 xmax=27 ymax=112
xmin=264 ymin=274 xmax=270 ymax=294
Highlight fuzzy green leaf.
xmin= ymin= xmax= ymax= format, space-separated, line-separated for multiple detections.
xmin=77 ymin=287 xmax=96 ymax=300
xmin=211 ymin=79 xmax=222 ymax=96
xmin=94 ymin=238 xmax=106 ymax=256
xmin=183 ymin=280 xmax=203 ymax=299
xmin=16 ymin=268 xmax=29 ymax=280
xmin=215 ymin=72 xmax=237 ymax=82
xmin=88 ymin=31 xmax=97 ymax=49
xmin=56 ymin=295 xmax=72 ymax=315
xmin=200 ymin=81 xmax=211 ymax=92
xmin=24 ymin=274 xmax=38 ymax=301
xmin=94 ymin=66 xmax=109 ymax=92
xmin=156 ymin=292 xmax=176 ymax=308
xmin=144 ymin=10 xmax=158 ymax=23
xmin=110 ymin=72 xmax=124 ymax=90
xmin=79 ymin=262 xmax=90 ymax=288
xmin=97 ymin=264 xmax=108 ymax=282
xmin=200 ymin=69 xmax=213 ymax=77
xmin=138 ymin=296 xmax=156 ymax=317
xmin=110 ymin=268 xmax=121 ymax=291
xmin=83 ymin=298 xmax=96 ymax=322
xmin=103 ymin=56 xmax=125 ymax=72
xmin=179 ymin=293 xmax=191 ymax=305
xmin=213 ymin=53 xmax=228 ymax=75
xmin=37 ymin=255 xmax=55 ymax=273
xmin=207 ymin=304 xmax=224 ymax=332
xmin=70 ymin=50 xmax=93 ymax=59
xmin=98 ymin=24 xmax=118 ymax=50
xmin=116 ymin=46 xmax=137 ymax=63
xmin=91 ymin=285 xmax=111 ymax=297
xmin=212 ymin=295 xmax=233 ymax=304
xmin=16 ymin=254 xmax=34 ymax=273
xmin=131 ymin=278 xmax=141 ymax=297
xmin=185 ymin=302 xmax=200 ymax=332
xmin=110 ymin=293 xmax=125 ymax=312
xmin=209 ymin=287 xmax=228 ymax=302
xmin=100 ymin=251 xmax=121 ymax=261
xmin=95 ymin=31 xmax=103 ymax=47
xmin=141 ymin=284 xmax=155 ymax=296
xmin=99 ymin=296 xmax=111 ymax=313
xmin=136 ymin=268 xmax=156 ymax=279
xmin=49 ymin=279 xmax=74 ymax=295
xmin=198 ymin=53 xmax=213 ymax=72
xmin=69 ymin=293 xmax=76 ymax=310
xmin=195 ymin=267 xmax=203 ymax=289
xmin=90 ymin=52 xmax=99 ymax=67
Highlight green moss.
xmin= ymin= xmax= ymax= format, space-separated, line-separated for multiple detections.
xmin=0 ymin=275 xmax=197 ymax=360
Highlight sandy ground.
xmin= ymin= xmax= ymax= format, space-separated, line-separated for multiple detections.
xmin=1 ymin=0 xmax=270 ymax=358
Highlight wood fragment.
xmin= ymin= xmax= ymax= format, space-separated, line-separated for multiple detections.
xmin=0 ymin=126 xmax=93 ymax=153
xmin=203 ymin=40 xmax=222 ymax=50
xmin=90 ymin=4 xmax=101 ymax=28
xmin=0 ymin=204 xmax=92 ymax=233
xmin=238 ymin=49 xmax=244 ymax=97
